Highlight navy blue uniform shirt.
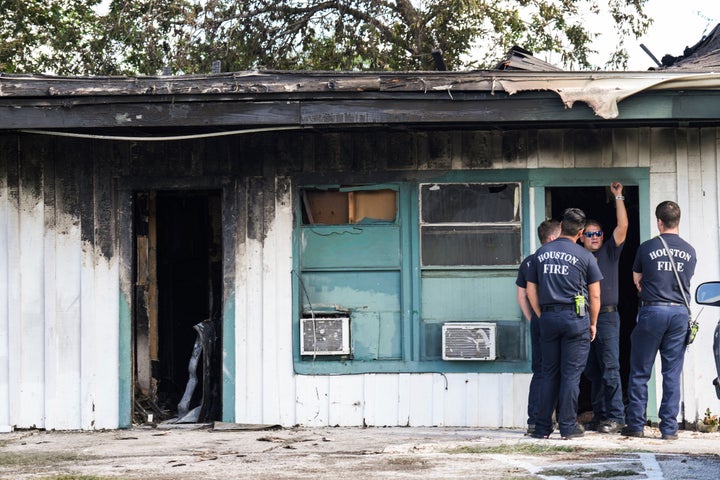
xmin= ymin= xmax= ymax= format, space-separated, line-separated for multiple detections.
xmin=516 ymin=253 xmax=534 ymax=289
xmin=594 ymin=235 xmax=624 ymax=307
xmin=632 ymin=233 xmax=696 ymax=304
xmin=527 ymin=238 xmax=603 ymax=305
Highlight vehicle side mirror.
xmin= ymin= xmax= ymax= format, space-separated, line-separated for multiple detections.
xmin=695 ymin=281 xmax=720 ymax=306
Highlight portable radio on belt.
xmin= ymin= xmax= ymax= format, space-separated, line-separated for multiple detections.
xmin=574 ymin=294 xmax=586 ymax=317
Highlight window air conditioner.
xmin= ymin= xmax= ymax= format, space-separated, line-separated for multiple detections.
xmin=300 ymin=316 xmax=351 ymax=355
xmin=442 ymin=322 xmax=496 ymax=361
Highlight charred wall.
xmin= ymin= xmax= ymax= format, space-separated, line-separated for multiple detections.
xmin=0 ymin=125 xmax=654 ymax=429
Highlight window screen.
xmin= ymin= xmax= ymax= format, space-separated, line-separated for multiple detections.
xmin=420 ymin=183 xmax=521 ymax=266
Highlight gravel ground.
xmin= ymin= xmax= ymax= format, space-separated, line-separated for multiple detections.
xmin=1 ymin=423 xmax=719 ymax=479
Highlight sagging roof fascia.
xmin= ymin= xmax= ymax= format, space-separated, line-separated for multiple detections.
xmin=500 ymin=72 xmax=720 ymax=119
xmin=2 ymin=71 xmax=720 ymax=122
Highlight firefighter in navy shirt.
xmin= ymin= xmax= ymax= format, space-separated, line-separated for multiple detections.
xmin=526 ymin=208 xmax=603 ymax=440
xmin=580 ymin=182 xmax=628 ymax=434
xmin=516 ymin=219 xmax=561 ymax=435
xmin=622 ymin=201 xmax=697 ymax=440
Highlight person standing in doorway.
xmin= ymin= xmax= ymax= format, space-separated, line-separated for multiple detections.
xmin=526 ymin=208 xmax=603 ymax=440
xmin=516 ymin=219 xmax=561 ymax=435
xmin=622 ymin=201 xmax=696 ymax=440
xmin=580 ymin=182 xmax=628 ymax=434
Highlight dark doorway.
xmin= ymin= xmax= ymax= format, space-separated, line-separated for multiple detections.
xmin=133 ymin=190 xmax=223 ymax=424
xmin=546 ymin=185 xmax=640 ymax=416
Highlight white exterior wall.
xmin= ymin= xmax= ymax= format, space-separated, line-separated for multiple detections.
xmin=233 ymin=177 xmax=532 ymax=428
xmin=233 ymin=128 xmax=720 ymax=429
xmin=0 ymin=162 xmax=120 ymax=431
xmin=648 ymin=127 xmax=720 ymax=424
xmin=0 ymin=152 xmax=9 ymax=431
xmin=2 ymin=127 xmax=720 ymax=430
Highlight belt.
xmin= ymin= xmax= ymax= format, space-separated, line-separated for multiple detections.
xmin=599 ymin=305 xmax=617 ymax=313
xmin=641 ymin=301 xmax=684 ymax=307
xmin=541 ymin=304 xmax=574 ymax=312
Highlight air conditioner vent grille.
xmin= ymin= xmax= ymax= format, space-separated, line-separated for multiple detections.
xmin=300 ymin=316 xmax=350 ymax=355
xmin=442 ymin=322 xmax=496 ymax=361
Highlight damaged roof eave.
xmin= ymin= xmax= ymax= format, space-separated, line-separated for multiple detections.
xmin=499 ymin=72 xmax=720 ymax=119
xmin=2 ymin=70 xmax=720 ymax=129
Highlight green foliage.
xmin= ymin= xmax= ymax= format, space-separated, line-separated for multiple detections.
xmin=539 ymin=467 xmax=639 ymax=478
xmin=1 ymin=0 xmax=651 ymax=75
xmin=445 ymin=443 xmax=580 ymax=454
xmin=703 ymin=408 xmax=718 ymax=426
xmin=0 ymin=0 xmax=102 ymax=74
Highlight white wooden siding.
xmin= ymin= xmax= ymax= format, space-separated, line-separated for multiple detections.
xmin=0 ymin=153 xmax=10 ymax=431
xmin=0 ymin=152 xmax=120 ymax=431
xmin=263 ymin=128 xmax=720 ymax=428
xmin=2 ymin=127 xmax=720 ymax=430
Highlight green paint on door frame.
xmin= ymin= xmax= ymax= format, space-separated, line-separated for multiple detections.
xmin=529 ymin=167 xmax=656 ymax=422
xmin=118 ymin=292 xmax=132 ymax=428
xmin=222 ymin=292 xmax=236 ymax=423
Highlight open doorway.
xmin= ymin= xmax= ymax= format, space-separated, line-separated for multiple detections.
xmin=133 ymin=190 xmax=223 ymax=424
xmin=546 ymin=185 xmax=639 ymax=415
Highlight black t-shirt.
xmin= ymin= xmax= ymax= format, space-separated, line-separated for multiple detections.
xmin=632 ymin=233 xmax=696 ymax=304
xmin=594 ymin=235 xmax=624 ymax=307
xmin=527 ymin=238 xmax=603 ymax=305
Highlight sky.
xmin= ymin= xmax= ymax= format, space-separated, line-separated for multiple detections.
xmin=599 ymin=0 xmax=718 ymax=70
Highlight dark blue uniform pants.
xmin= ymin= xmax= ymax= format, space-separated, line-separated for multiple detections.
xmin=584 ymin=310 xmax=625 ymax=423
xmin=536 ymin=310 xmax=591 ymax=436
xmin=528 ymin=313 xmax=543 ymax=426
xmin=626 ymin=305 xmax=687 ymax=435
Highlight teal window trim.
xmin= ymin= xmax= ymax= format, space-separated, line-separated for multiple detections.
xmin=528 ymin=167 xmax=650 ymax=248
xmin=420 ymin=265 xmax=522 ymax=272
xmin=418 ymin=182 xmax=523 ymax=267
xmin=293 ymin=175 xmax=533 ymax=375
xmin=405 ymin=183 xmax=418 ymax=362
xmin=293 ymin=168 xmax=651 ymax=377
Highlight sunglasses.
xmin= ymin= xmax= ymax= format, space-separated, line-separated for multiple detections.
xmin=584 ymin=231 xmax=603 ymax=238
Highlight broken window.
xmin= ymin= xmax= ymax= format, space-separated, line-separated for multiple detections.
xmin=420 ymin=183 xmax=521 ymax=266
xmin=301 ymin=186 xmax=397 ymax=225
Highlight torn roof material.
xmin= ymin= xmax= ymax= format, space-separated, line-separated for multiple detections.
xmin=658 ymin=23 xmax=720 ymax=71
xmin=1 ymin=69 xmax=720 ymax=129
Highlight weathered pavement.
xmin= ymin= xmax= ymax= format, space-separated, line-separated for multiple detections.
xmin=1 ymin=424 xmax=719 ymax=479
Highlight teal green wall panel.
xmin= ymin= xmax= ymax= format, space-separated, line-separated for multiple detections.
xmin=301 ymin=271 xmax=403 ymax=362
xmin=301 ymin=225 xmax=401 ymax=269
xmin=350 ymin=311 xmax=402 ymax=360
xmin=301 ymin=271 xmax=401 ymax=311
xmin=293 ymin=168 xmax=650 ymax=375
xmin=421 ymin=320 xmax=527 ymax=363
xmin=421 ymin=274 xmax=520 ymax=321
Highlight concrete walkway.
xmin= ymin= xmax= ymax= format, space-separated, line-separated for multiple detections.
xmin=1 ymin=424 xmax=719 ymax=479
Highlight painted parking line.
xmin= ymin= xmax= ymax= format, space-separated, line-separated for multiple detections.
xmin=638 ymin=452 xmax=664 ymax=479
xmin=490 ymin=453 xmax=661 ymax=479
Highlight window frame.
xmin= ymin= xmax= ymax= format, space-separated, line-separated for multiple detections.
xmin=418 ymin=182 xmax=523 ymax=269
xmin=292 ymin=179 xmax=530 ymax=375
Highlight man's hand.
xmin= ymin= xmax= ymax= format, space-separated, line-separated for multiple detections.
xmin=611 ymin=181 xmax=623 ymax=196
xmin=633 ymin=272 xmax=643 ymax=292
xmin=590 ymin=324 xmax=597 ymax=342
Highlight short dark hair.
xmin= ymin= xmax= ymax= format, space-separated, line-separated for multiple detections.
xmin=585 ymin=219 xmax=602 ymax=230
xmin=537 ymin=219 xmax=561 ymax=244
xmin=656 ymin=201 xmax=681 ymax=228
xmin=560 ymin=208 xmax=586 ymax=236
